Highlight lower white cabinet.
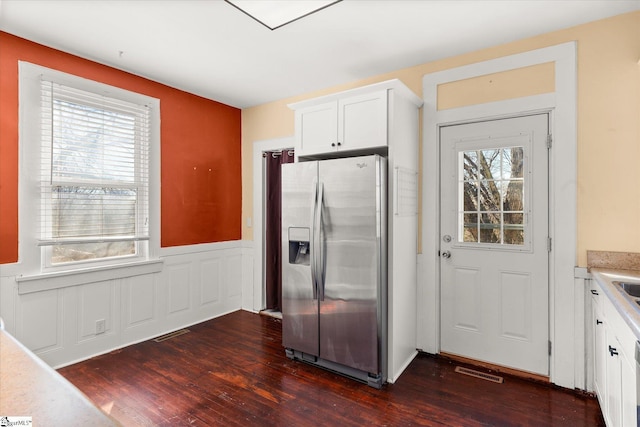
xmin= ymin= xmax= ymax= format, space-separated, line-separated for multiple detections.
xmin=620 ymin=344 xmax=637 ymax=427
xmin=591 ymin=281 xmax=638 ymax=427
xmin=605 ymin=334 xmax=622 ymax=427
xmin=593 ymin=291 xmax=607 ymax=402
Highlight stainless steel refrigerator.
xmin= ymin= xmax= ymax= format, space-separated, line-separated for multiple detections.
xmin=281 ymin=154 xmax=387 ymax=388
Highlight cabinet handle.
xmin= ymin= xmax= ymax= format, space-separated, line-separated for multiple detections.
xmin=596 ymin=319 xmax=603 ymax=325
xmin=331 ymin=143 xmax=336 ymax=147
xmin=337 ymin=142 xmax=342 ymax=146
xmin=590 ymin=290 xmax=599 ymax=295
xmin=608 ymin=345 xmax=618 ymax=356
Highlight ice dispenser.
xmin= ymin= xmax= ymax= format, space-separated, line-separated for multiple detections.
xmin=288 ymin=227 xmax=310 ymax=265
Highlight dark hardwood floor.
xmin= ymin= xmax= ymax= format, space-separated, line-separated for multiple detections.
xmin=58 ymin=310 xmax=604 ymax=426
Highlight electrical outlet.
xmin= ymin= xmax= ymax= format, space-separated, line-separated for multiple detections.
xmin=96 ymin=319 xmax=106 ymax=334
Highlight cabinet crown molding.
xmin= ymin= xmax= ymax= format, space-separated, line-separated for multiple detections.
xmin=288 ymin=79 xmax=423 ymax=111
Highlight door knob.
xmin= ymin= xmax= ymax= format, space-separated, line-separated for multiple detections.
xmin=441 ymin=251 xmax=451 ymax=259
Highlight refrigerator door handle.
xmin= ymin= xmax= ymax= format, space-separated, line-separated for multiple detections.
xmin=310 ymin=181 xmax=319 ymax=300
xmin=316 ymin=181 xmax=325 ymax=301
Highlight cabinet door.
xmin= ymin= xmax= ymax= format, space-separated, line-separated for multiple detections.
xmin=605 ymin=335 xmax=622 ymax=427
xmin=338 ymin=90 xmax=388 ymax=151
xmin=620 ymin=349 xmax=637 ymax=427
xmin=296 ymin=101 xmax=338 ymax=157
xmin=592 ymin=294 xmax=607 ymax=409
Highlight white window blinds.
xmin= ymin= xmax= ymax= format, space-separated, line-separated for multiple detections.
xmin=39 ymin=80 xmax=151 ymax=254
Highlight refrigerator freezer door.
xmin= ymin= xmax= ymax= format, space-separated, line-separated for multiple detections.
xmin=282 ymin=161 xmax=319 ymax=356
xmin=318 ymin=155 xmax=384 ymax=374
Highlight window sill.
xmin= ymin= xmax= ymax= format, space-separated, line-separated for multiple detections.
xmin=16 ymin=259 xmax=164 ymax=295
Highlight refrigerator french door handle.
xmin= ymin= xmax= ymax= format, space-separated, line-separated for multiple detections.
xmin=310 ymin=181 xmax=319 ymax=300
xmin=316 ymin=182 xmax=325 ymax=301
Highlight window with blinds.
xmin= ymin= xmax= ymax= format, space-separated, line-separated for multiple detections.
xmin=39 ymin=80 xmax=151 ymax=265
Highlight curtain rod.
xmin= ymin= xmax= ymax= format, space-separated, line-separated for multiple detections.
xmin=263 ymin=149 xmax=294 ymax=158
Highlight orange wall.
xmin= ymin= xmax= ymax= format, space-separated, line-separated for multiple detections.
xmin=0 ymin=32 xmax=242 ymax=264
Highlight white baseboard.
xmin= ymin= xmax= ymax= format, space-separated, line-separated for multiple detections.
xmin=388 ymin=349 xmax=418 ymax=384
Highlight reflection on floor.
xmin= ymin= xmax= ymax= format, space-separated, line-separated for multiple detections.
xmin=260 ymin=308 xmax=282 ymax=319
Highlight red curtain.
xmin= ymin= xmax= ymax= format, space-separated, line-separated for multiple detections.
xmin=264 ymin=149 xmax=294 ymax=311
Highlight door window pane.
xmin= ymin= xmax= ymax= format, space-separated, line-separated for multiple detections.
xmin=502 ymin=180 xmax=523 ymax=211
xmin=478 ymin=149 xmax=500 ymax=181
xmin=479 ymin=212 xmax=501 ymax=243
xmin=504 ymin=212 xmax=525 ymax=245
xmin=502 ymin=147 xmax=524 ymax=179
xmin=459 ymin=146 xmax=526 ymax=246
xmin=479 ymin=180 xmax=501 ymax=211
xmin=462 ymin=212 xmax=478 ymax=243
xmin=463 ymin=181 xmax=477 ymax=212
xmin=463 ymin=151 xmax=478 ymax=180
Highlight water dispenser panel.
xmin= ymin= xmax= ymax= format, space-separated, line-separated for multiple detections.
xmin=288 ymin=227 xmax=310 ymax=265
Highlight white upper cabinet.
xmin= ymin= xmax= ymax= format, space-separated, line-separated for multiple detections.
xmin=290 ymin=80 xmax=421 ymax=159
xmin=296 ymin=101 xmax=339 ymax=156
xmin=338 ymin=90 xmax=388 ymax=152
xmin=296 ymin=90 xmax=387 ymax=156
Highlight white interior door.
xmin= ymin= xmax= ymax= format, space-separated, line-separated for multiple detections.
xmin=439 ymin=114 xmax=549 ymax=376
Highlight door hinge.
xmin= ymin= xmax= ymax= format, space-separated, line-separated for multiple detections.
xmin=547 ymin=237 xmax=552 ymax=252
xmin=548 ymin=340 xmax=552 ymax=356
xmin=546 ymin=134 xmax=552 ymax=149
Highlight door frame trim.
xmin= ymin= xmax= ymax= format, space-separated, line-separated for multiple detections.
xmin=420 ymin=42 xmax=577 ymax=388
xmin=252 ymin=136 xmax=295 ymax=312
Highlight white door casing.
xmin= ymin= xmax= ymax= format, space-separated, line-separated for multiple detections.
xmin=439 ymin=114 xmax=549 ymax=375
xmin=420 ymin=42 xmax=577 ymax=388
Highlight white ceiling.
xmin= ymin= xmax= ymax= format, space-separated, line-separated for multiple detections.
xmin=1 ymin=0 xmax=638 ymax=109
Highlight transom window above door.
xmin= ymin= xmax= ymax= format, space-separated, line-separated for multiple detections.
xmin=458 ymin=145 xmax=528 ymax=247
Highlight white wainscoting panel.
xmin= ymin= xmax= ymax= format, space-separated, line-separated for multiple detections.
xmin=124 ymin=273 xmax=156 ymax=327
xmin=241 ymin=241 xmax=255 ymax=312
xmin=226 ymin=254 xmax=242 ymax=299
xmin=200 ymin=257 xmax=221 ymax=306
xmin=121 ymin=273 xmax=161 ymax=345
xmin=78 ymin=281 xmax=115 ymax=342
xmin=167 ymin=262 xmax=192 ymax=315
xmin=17 ymin=289 xmax=62 ymax=353
xmin=0 ymin=241 xmax=246 ymax=368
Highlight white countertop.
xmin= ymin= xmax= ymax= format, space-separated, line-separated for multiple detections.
xmin=591 ymin=268 xmax=640 ymax=340
xmin=0 ymin=326 xmax=119 ymax=425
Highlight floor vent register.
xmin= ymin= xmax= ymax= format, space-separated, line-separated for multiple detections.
xmin=153 ymin=329 xmax=190 ymax=343
xmin=454 ymin=366 xmax=504 ymax=384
